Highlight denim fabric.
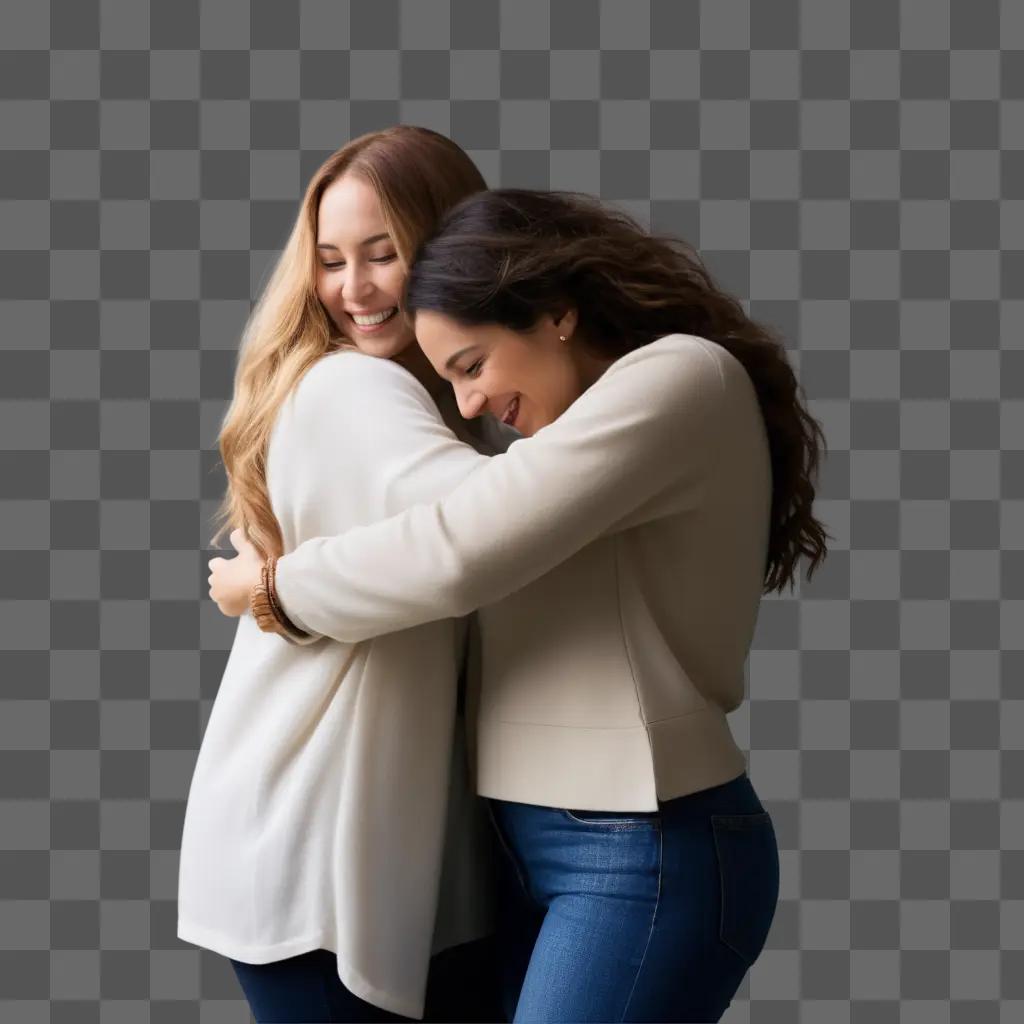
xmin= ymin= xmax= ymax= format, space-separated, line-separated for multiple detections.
xmin=229 ymin=949 xmax=415 ymax=1023
xmin=486 ymin=771 xmax=779 ymax=1023
xmin=229 ymin=939 xmax=507 ymax=1024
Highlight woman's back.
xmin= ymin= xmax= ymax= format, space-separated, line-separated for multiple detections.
xmin=469 ymin=334 xmax=773 ymax=810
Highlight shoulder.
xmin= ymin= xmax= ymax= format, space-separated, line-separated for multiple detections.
xmin=653 ymin=334 xmax=760 ymax=413
xmin=602 ymin=334 xmax=726 ymax=404
xmin=299 ymin=347 xmax=427 ymax=393
xmin=292 ymin=348 xmax=436 ymax=412
xmin=536 ymin=334 xmax=725 ymax=450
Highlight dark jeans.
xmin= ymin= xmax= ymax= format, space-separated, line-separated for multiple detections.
xmin=228 ymin=771 xmax=777 ymax=1023
xmin=486 ymin=771 xmax=780 ymax=1023
xmin=229 ymin=937 xmax=504 ymax=1023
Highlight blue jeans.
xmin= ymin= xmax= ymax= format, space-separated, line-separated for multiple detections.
xmin=230 ymin=936 xmax=504 ymax=1023
xmin=229 ymin=948 xmax=413 ymax=1023
xmin=485 ymin=771 xmax=780 ymax=1023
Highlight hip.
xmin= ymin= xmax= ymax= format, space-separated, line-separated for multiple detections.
xmin=486 ymin=771 xmax=777 ymax=909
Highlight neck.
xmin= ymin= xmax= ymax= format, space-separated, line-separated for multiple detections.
xmin=575 ymin=343 xmax=617 ymax=393
xmin=393 ymin=342 xmax=448 ymax=401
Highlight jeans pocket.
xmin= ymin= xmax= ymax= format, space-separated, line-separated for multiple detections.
xmin=710 ymin=811 xmax=779 ymax=966
xmin=560 ymin=808 xmax=661 ymax=829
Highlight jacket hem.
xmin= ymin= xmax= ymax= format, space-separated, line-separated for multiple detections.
xmin=475 ymin=704 xmax=747 ymax=812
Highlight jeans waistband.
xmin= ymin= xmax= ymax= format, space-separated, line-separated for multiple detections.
xmin=657 ymin=771 xmax=766 ymax=820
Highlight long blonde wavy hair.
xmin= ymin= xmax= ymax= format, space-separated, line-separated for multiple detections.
xmin=209 ymin=125 xmax=487 ymax=559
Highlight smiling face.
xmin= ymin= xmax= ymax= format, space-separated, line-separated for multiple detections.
xmin=413 ymin=308 xmax=613 ymax=436
xmin=314 ymin=173 xmax=415 ymax=359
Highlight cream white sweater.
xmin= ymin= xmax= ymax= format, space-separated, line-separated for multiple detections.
xmin=274 ymin=333 xmax=773 ymax=811
xmin=177 ymin=350 xmax=516 ymax=1019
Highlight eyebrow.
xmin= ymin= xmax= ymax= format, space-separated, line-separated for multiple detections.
xmin=316 ymin=233 xmax=391 ymax=251
xmin=444 ymin=346 xmax=479 ymax=372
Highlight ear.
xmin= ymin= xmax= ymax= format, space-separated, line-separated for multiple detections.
xmin=553 ymin=306 xmax=579 ymax=338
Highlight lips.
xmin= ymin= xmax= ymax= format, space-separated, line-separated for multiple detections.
xmin=501 ymin=395 xmax=520 ymax=427
xmin=347 ymin=307 xmax=398 ymax=322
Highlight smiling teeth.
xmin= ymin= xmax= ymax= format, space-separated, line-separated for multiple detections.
xmin=351 ymin=307 xmax=397 ymax=325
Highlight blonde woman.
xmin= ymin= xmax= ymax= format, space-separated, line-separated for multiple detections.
xmin=176 ymin=126 xmax=517 ymax=1023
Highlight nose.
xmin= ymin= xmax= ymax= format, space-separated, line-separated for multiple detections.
xmin=341 ymin=262 xmax=373 ymax=303
xmin=454 ymin=382 xmax=487 ymax=420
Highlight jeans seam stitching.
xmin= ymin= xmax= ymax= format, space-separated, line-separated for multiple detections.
xmin=486 ymin=800 xmax=538 ymax=908
xmin=711 ymin=821 xmax=754 ymax=965
xmin=619 ymin=822 xmax=663 ymax=1021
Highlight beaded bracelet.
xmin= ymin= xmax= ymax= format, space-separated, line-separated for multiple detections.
xmin=250 ymin=555 xmax=312 ymax=643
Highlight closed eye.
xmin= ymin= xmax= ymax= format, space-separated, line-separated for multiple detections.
xmin=465 ymin=360 xmax=484 ymax=378
xmin=321 ymin=254 xmax=398 ymax=270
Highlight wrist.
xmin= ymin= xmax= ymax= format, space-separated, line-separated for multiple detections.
xmin=250 ymin=555 xmax=311 ymax=643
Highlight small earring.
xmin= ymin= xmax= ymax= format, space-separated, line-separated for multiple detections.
xmin=559 ymin=334 xmax=567 ymax=342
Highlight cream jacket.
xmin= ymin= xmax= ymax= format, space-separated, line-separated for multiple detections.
xmin=275 ymin=333 xmax=773 ymax=811
xmin=178 ymin=351 xmax=516 ymax=1019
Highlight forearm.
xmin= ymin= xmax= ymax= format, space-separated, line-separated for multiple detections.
xmin=273 ymin=341 xmax=722 ymax=643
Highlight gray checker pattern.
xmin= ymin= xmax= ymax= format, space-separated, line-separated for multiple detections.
xmin=0 ymin=0 xmax=1022 ymax=1021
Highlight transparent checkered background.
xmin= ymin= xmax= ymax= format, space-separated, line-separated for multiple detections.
xmin=1 ymin=0 xmax=1022 ymax=1021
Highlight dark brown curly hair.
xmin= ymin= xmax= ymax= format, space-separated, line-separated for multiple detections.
xmin=404 ymin=188 xmax=831 ymax=595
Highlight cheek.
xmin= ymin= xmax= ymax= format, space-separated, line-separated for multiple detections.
xmin=315 ymin=275 xmax=351 ymax=338
xmin=523 ymin=351 xmax=569 ymax=406
xmin=315 ymin=273 xmax=335 ymax=309
xmin=383 ymin=265 xmax=409 ymax=300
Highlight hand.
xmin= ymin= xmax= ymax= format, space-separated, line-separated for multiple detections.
xmin=208 ymin=528 xmax=264 ymax=617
